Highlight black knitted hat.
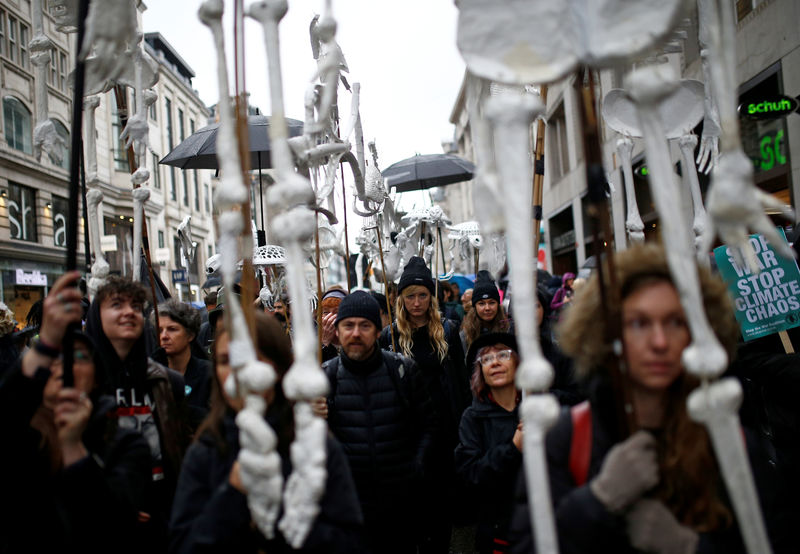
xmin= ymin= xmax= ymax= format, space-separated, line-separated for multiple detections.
xmin=472 ymin=270 xmax=500 ymax=305
xmin=398 ymin=256 xmax=435 ymax=294
xmin=466 ymin=332 xmax=518 ymax=371
xmin=335 ymin=290 xmax=382 ymax=330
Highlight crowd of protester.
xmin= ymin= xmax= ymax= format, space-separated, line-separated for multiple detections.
xmin=1 ymin=243 xmax=797 ymax=553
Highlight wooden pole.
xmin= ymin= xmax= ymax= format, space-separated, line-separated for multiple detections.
xmin=315 ymin=222 xmax=323 ymax=362
xmin=375 ymin=223 xmax=396 ymax=351
xmin=532 ymin=85 xmax=548 ymax=257
xmin=341 ymin=178 xmax=352 ymax=290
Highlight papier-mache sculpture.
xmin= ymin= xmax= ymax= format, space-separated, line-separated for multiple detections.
xmin=199 ymin=0 xmax=284 ymax=541
xmin=248 ymin=0 xmax=330 ymax=547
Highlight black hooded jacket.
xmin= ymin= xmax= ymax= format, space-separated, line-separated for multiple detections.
xmin=169 ymin=409 xmax=366 ymax=554
xmin=84 ymin=298 xmax=191 ymax=547
xmin=0 ymin=359 xmax=151 ymax=554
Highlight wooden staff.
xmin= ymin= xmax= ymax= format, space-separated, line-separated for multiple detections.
xmin=315 ymin=222 xmax=323 ymax=362
xmin=576 ymin=68 xmax=635 ymax=437
xmin=341 ymin=179 xmax=352 ymax=290
xmin=113 ymin=84 xmax=160 ymax=332
xmin=233 ymin=0 xmax=256 ymax=339
xmin=532 ymin=85 xmax=548 ymax=254
xmin=62 ymin=0 xmax=91 ymax=388
xmin=375 ymin=221 xmax=396 ymax=351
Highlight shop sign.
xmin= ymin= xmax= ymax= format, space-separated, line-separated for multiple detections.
xmin=714 ymin=229 xmax=800 ymax=341
xmin=100 ymin=235 xmax=118 ymax=252
xmin=739 ymin=95 xmax=799 ymax=121
xmin=15 ymin=269 xmax=47 ymax=286
xmin=154 ymin=247 xmax=171 ymax=263
xmin=172 ymin=269 xmax=187 ymax=283
xmin=756 ymin=129 xmax=786 ymax=172
xmin=552 ymin=229 xmax=576 ymax=251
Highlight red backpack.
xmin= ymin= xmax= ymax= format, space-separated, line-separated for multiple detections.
xmin=569 ymin=401 xmax=593 ymax=486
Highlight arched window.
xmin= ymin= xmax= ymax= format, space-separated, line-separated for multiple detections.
xmin=3 ymin=96 xmax=32 ymax=155
xmin=53 ymin=119 xmax=70 ymax=169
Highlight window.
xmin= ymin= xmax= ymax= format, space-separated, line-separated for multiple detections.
xmin=165 ymin=98 xmax=173 ymax=148
xmin=194 ymin=176 xmax=200 ymax=211
xmin=111 ymin=92 xmax=129 ymax=171
xmin=1 ymin=14 xmax=30 ymax=69
xmin=48 ymin=48 xmax=68 ymax=92
xmin=174 ymin=236 xmax=183 ymax=267
xmin=151 ymin=153 xmax=161 ymax=189
xmin=7 ymin=182 xmax=37 ymax=242
xmin=547 ymin=102 xmax=570 ymax=182
xmin=182 ymin=172 xmax=189 ymax=207
xmin=178 ymin=108 xmax=185 ymax=142
xmin=149 ymin=97 xmax=157 ymax=121
xmin=158 ymin=230 xmax=165 ymax=249
xmin=207 ymin=244 xmax=213 ymax=258
xmin=3 ymin=96 xmax=32 ymax=154
xmin=170 ymin=167 xmax=177 ymax=201
xmin=190 ymin=119 xmax=195 ymax=135
xmin=52 ymin=196 xmax=69 ymax=247
xmin=53 ymin=120 xmax=69 ymax=169
xmin=204 ymin=183 xmax=210 ymax=212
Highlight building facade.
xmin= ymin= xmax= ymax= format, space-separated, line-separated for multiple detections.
xmin=445 ymin=0 xmax=800 ymax=277
xmin=0 ymin=3 xmax=216 ymax=324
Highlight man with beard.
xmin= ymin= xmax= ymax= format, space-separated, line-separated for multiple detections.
xmin=320 ymin=291 xmax=438 ymax=554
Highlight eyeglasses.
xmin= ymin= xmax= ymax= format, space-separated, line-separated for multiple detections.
xmin=479 ymin=349 xmax=513 ymax=366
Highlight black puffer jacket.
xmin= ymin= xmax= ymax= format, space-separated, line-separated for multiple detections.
xmin=169 ymin=410 xmax=366 ymax=554
xmin=0 ymin=360 xmax=151 ymax=554
xmin=510 ymin=376 xmax=795 ymax=553
xmin=454 ymin=397 xmax=522 ymax=551
xmin=323 ymin=346 xmax=438 ymax=521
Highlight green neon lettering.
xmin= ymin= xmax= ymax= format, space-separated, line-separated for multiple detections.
xmin=760 ymin=135 xmax=775 ymax=171
xmin=775 ymin=130 xmax=786 ymax=165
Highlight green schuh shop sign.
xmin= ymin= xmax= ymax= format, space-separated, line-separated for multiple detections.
xmin=739 ymin=94 xmax=799 ymax=120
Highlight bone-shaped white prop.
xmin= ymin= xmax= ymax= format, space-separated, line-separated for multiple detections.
xmin=695 ymin=0 xmax=721 ymax=174
xmin=80 ymin=0 xmax=138 ymax=88
xmin=120 ymin=37 xmax=155 ymax=164
xmin=31 ymin=0 xmax=66 ymax=165
xmin=200 ymin=0 xmax=282 ymax=540
xmin=677 ymin=134 xmax=707 ymax=248
xmin=628 ymin=65 xmax=772 ymax=554
xmin=85 ymin=189 xmax=109 ymax=299
xmin=83 ymin=96 xmax=101 ymax=187
xmin=627 ymin=66 xmax=727 ymax=379
xmin=132 ymin=187 xmax=150 ymax=283
xmin=688 ymin=379 xmax=773 ymax=554
xmin=248 ymin=1 xmax=329 ymax=546
xmin=698 ymin=0 xmax=795 ymax=273
xmin=485 ymin=92 xmax=558 ymax=554
xmin=615 ymin=137 xmax=645 ymax=244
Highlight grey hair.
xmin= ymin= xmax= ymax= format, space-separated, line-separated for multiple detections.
xmin=156 ymin=299 xmax=201 ymax=337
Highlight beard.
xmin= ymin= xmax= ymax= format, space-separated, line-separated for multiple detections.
xmin=343 ymin=341 xmax=375 ymax=361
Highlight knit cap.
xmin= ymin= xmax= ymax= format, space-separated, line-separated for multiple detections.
xmin=335 ymin=290 xmax=382 ymax=330
xmin=472 ymin=270 xmax=500 ymax=305
xmin=398 ymin=256 xmax=435 ymax=294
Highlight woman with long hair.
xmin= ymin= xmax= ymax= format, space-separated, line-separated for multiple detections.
xmin=170 ymin=311 xmax=365 ymax=553
xmin=460 ymin=270 xmax=512 ymax=354
xmin=511 ymin=243 xmax=789 ymax=553
xmin=380 ymin=256 xmax=471 ymax=553
xmin=455 ymin=332 xmax=523 ymax=554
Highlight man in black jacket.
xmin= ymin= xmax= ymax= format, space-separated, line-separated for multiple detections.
xmin=322 ymin=291 xmax=438 ymax=554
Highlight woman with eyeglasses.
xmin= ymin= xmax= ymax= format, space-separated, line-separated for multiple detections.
xmin=454 ymin=332 xmax=522 ymax=554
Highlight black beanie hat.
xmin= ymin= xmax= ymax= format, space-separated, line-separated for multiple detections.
xmin=398 ymin=256 xmax=435 ymax=294
xmin=472 ymin=270 xmax=500 ymax=305
xmin=335 ymin=290 xmax=383 ymax=330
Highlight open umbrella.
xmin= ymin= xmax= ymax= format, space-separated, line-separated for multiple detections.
xmin=159 ymin=115 xmax=303 ymax=170
xmin=383 ymin=153 xmax=475 ymax=193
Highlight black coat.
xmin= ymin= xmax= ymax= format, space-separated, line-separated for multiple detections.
xmin=323 ymin=347 xmax=438 ymax=534
xmin=454 ymin=397 xmax=522 ymax=551
xmin=151 ymin=347 xmax=212 ymax=430
xmin=0 ymin=360 xmax=152 ymax=554
xmin=169 ymin=411 xmax=366 ymax=554
xmin=509 ymin=376 xmax=795 ymax=553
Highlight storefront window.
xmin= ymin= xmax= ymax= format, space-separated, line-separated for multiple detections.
xmin=7 ymin=182 xmax=37 ymax=242
xmin=52 ymin=196 xmax=69 ymax=247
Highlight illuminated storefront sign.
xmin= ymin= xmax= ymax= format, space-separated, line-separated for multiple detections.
xmin=739 ymin=95 xmax=799 ymax=120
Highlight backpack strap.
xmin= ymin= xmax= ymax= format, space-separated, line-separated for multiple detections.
xmin=569 ymin=400 xmax=592 ymax=486
xmin=383 ymin=351 xmax=410 ymax=409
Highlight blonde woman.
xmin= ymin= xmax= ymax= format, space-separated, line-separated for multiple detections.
xmin=379 ymin=256 xmax=471 ymax=553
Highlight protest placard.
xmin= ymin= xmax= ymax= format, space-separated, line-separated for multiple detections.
xmin=714 ymin=229 xmax=800 ymax=342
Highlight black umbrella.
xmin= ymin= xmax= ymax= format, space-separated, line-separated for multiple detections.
xmin=382 ymin=153 xmax=475 ymax=193
xmin=159 ymin=115 xmax=304 ymax=170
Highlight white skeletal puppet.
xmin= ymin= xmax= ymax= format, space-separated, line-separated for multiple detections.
xmin=176 ymin=215 xmax=198 ymax=276
xmin=695 ymin=0 xmax=722 ymax=174
xmin=85 ymin=189 xmax=109 ymax=299
xmin=696 ymin=0 xmax=794 ymax=273
xmin=625 ymin=63 xmax=772 ymax=554
xmin=119 ymin=35 xmax=159 ymax=169
xmin=248 ymin=0 xmax=330 ymax=547
xmin=457 ymin=0 xmax=696 ymax=551
xmin=79 ymin=0 xmax=139 ymax=87
xmin=30 ymin=0 xmax=66 ymax=165
xmin=602 ymin=80 xmax=706 ymax=247
xmin=199 ymin=0 xmax=283 ymax=541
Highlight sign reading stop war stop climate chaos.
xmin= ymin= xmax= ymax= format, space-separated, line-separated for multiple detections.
xmin=714 ymin=231 xmax=800 ymax=341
